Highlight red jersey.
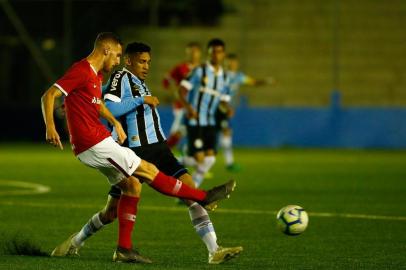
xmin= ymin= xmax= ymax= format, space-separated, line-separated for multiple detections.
xmin=55 ymin=59 xmax=111 ymax=155
xmin=162 ymin=62 xmax=193 ymax=109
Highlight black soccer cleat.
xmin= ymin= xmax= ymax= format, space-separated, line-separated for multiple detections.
xmin=199 ymin=179 xmax=236 ymax=211
xmin=113 ymin=246 xmax=152 ymax=264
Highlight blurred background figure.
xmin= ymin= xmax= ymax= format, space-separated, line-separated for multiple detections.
xmin=218 ymin=53 xmax=275 ymax=172
xmin=162 ymin=42 xmax=202 ymax=149
xmin=178 ymin=38 xmax=232 ymax=187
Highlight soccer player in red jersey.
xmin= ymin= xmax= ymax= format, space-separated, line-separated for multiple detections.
xmin=41 ymin=33 xmax=235 ymax=263
xmin=162 ymin=42 xmax=202 ymax=148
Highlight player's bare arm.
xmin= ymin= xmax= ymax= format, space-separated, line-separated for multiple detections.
xmin=41 ymin=86 xmax=64 ymax=150
xmin=99 ymin=102 xmax=127 ymax=144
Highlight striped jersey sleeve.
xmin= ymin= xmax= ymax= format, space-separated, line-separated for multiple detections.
xmin=180 ymin=67 xmax=202 ymax=91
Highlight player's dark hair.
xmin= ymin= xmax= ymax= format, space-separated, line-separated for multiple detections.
xmin=125 ymin=42 xmax=151 ymax=55
xmin=94 ymin=32 xmax=123 ymax=47
xmin=187 ymin=41 xmax=201 ymax=49
xmin=227 ymin=53 xmax=238 ymax=59
xmin=207 ymin=38 xmax=225 ymax=49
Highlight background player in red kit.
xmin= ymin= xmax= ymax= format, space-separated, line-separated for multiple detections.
xmin=41 ymin=32 xmax=236 ymax=263
xmin=162 ymin=42 xmax=202 ymax=148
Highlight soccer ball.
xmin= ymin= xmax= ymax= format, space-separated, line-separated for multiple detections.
xmin=276 ymin=205 xmax=308 ymax=236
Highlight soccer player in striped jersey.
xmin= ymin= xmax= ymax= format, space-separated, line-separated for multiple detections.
xmin=162 ymin=42 xmax=202 ymax=148
xmin=217 ymin=53 xmax=272 ymax=171
xmin=51 ymin=42 xmax=242 ymax=264
xmin=179 ymin=38 xmax=233 ymax=187
xmin=44 ymin=34 xmax=237 ymax=264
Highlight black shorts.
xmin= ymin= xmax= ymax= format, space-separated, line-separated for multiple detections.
xmin=186 ymin=125 xmax=218 ymax=156
xmin=108 ymin=141 xmax=188 ymax=198
xmin=215 ymin=109 xmax=230 ymax=130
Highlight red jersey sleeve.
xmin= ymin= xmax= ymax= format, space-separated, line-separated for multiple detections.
xmin=54 ymin=63 xmax=88 ymax=96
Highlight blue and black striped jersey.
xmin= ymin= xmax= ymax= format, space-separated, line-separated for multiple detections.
xmin=103 ymin=67 xmax=165 ymax=147
xmin=180 ymin=62 xmax=231 ymax=127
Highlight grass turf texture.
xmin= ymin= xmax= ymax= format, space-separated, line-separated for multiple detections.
xmin=0 ymin=144 xmax=405 ymax=269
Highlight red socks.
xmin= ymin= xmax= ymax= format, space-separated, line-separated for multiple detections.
xmin=117 ymin=195 xmax=139 ymax=249
xmin=150 ymin=172 xmax=206 ymax=202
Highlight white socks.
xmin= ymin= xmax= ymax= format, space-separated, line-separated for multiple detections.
xmin=221 ymin=135 xmax=234 ymax=166
xmin=189 ymin=202 xmax=218 ymax=253
xmin=192 ymin=156 xmax=216 ymax=187
xmin=72 ymin=213 xmax=104 ymax=247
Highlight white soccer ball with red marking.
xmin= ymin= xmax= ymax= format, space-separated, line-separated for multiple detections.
xmin=276 ymin=205 xmax=308 ymax=235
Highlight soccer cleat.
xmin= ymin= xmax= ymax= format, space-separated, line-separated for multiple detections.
xmin=113 ymin=246 xmax=152 ymax=264
xmin=199 ymin=180 xmax=236 ymax=211
xmin=208 ymin=246 xmax=243 ymax=264
xmin=51 ymin=233 xmax=82 ymax=257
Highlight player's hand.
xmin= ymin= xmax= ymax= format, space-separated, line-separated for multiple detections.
xmin=144 ymin=96 xmax=160 ymax=108
xmin=46 ymin=126 xmax=63 ymax=150
xmin=114 ymin=121 xmax=127 ymax=145
xmin=186 ymin=105 xmax=197 ymax=119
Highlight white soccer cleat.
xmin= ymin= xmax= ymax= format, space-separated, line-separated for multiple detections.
xmin=51 ymin=232 xmax=82 ymax=257
xmin=208 ymin=245 xmax=243 ymax=264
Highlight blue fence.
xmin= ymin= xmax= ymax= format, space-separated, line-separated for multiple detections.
xmin=158 ymin=94 xmax=406 ymax=149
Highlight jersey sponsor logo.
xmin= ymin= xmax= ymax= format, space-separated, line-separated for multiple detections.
xmin=110 ymin=70 xmax=124 ymax=92
xmin=91 ymin=97 xmax=102 ymax=104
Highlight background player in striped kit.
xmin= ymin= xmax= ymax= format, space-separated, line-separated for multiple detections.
xmin=162 ymin=42 xmax=202 ymax=149
xmin=179 ymin=38 xmax=232 ymax=187
xmin=52 ymin=42 xmax=242 ymax=264
xmin=217 ymin=53 xmax=274 ymax=171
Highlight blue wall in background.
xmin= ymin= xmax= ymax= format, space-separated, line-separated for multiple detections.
xmin=2 ymin=92 xmax=405 ymax=148
xmin=158 ymin=96 xmax=406 ymax=149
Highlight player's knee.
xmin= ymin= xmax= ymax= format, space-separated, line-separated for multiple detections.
xmin=135 ymin=160 xmax=159 ymax=183
xmin=194 ymin=152 xmax=205 ymax=163
xmin=179 ymin=173 xmax=196 ymax=188
xmin=127 ymin=177 xmax=142 ymax=196
xmin=206 ymin=150 xmax=216 ymax=156
xmin=130 ymin=177 xmax=142 ymax=194
xmin=119 ymin=176 xmax=142 ymax=196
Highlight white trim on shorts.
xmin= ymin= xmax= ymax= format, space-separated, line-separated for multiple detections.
xmin=77 ymin=137 xmax=141 ymax=185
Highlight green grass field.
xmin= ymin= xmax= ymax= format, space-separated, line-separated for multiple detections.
xmin=0 ymin=144 xmax=405 ymax=269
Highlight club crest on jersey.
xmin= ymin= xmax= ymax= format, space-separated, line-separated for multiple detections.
xmin=91 ymin=97 xmax=102 ymax=104
xmin=131 ymin=85 xmax=141 ymax=96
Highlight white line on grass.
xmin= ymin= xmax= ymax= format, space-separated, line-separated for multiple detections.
xmin=0 ymin=179 xmax=51 ymax=195
xmin=0 ymin=200 xmax=405 ymax=221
